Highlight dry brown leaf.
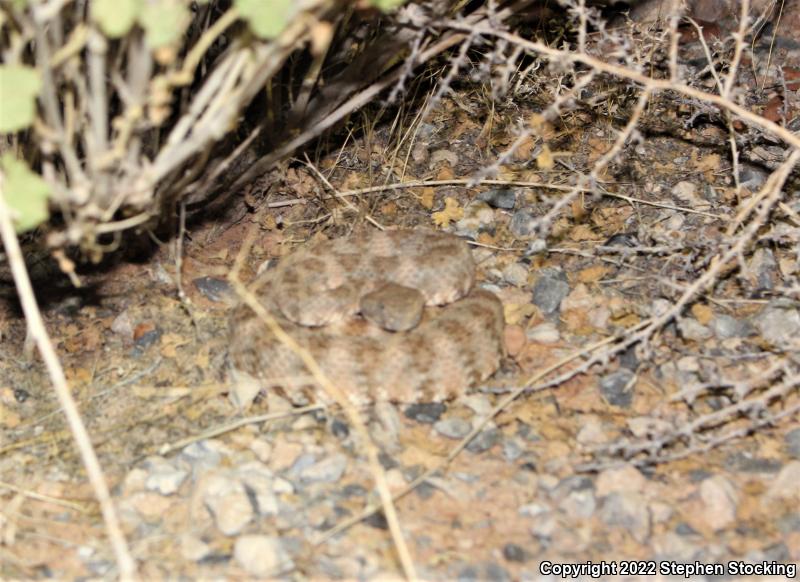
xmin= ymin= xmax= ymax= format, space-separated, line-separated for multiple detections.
xmin=691 ymin=303 xmax=714 ymax=325
xmin=536 ymin=144 xmax=554 ymax=170
xmin=432 ymin=197 xmax=463 ymax=227
xmin=571 ymin=195 xmax=586 ymax=221
xmin=692 ymin=152 xmax=722 ymax=181
xmin=381 ymin=201 xmax=398 ymax=216
xmin=476 ymin=231 xmax=497 ymax=246
xmin=0 ymin=402 xmax=21 ymax=428
xmin=419 ymin=187 xmax=435 ymax=209
xmin=515 ymin=135 xmax=536 ymax=161
xmin=436 ymin=164 xmax=455 ymax=181
xmin=569 ymin=224 xmax=596 ymax=242
xmin=577 ymin=265 xmax=610 ymax=284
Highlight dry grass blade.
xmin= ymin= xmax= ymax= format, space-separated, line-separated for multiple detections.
xmin=0 ymin=185 xmax=136 ymax=579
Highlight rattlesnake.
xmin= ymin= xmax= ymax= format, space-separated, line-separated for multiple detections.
xmin=228 ymin=229 xmax=505 ymax=407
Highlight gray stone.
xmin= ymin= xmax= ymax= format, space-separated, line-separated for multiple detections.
xmin=502 ymin=543 xmax=527 ymax=562
xmin=478 ymin=188 xmax=517 ymax=209
xmin=466 ymin=427 xmax=501 ymax=453
xmin=748 ymin=247 xmax=779 ymax=291
xmin=725 ymin=452 xmax=783 ymax=473
xmin=180 ymin=440 xmax=223 ymax=474
xmin=739 ymin=163 xmax=768 ymax=190
xmin=710 ymin=314 xmax=751 ymax=339
xmin=560 ymin=489 xmax=597 ymax=519
xmin=532 ymin=268 xmax=570 ymax=314
xmin=599 ymin=492 xmax=651 ymax=543
xmin=202 ymin=474 xmax=254 ymax=536
xmin=777 ymin=512 xmax=800 ymax=534
xmin=509 ymin=210 xmax=538 ymax=239
xmin=234 ymin=535 xmax=293 ymax=577
xmin=287 ymin=453 xmax=317 ymax=477
xmin=298 ymin=454 xmax=348 ymax=484
xmin=753 ymin=301 xmax=800 ymax=347
xmin=785 ymin=428 xmax=800 ymax=459
xmin=455 ymin=201 xmax=495 ymax=237
xmin=502 ymin=437 xmax=524 ymax=462
xmin=143 ymin=458 xmax=188 ymax=496
xmin=404 ymin=402 xmax=446 ymax=423
xmin=502 ymin=262 xmax=529 ymax=287
xmin=193 ymin=277 xmax=233 ymax=302
xmin=238 ymin=462 xmax=282 ymax=516
xmin=434 ymin=417 xmax=472 ymax=439
xmin=599 ymin=369 xmax=635 ymax=408
xmin=677 ymin=317 xmax=713 ymax=341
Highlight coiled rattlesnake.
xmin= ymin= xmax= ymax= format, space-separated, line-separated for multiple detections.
xmin=228 ymin=229 xmax=505 ymax=407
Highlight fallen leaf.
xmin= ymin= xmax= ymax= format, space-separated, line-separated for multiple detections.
xmin=577 ymin=265 xmax=610 ymax=283
xmin=536 ymin=144 xmax=554 ymax=170
xmin=432 ymin=197 xmax=463 ymax=227
xmin=569 ymin=224 xmax=596 ymax=242
xmin=691 ymin=303 xmax=714 ymax=325
xmin=419 ymin=187 xmax=435 ymax=209
xmin=514 ymin=135 xmax=536 ymax=161
xmin=436 ymin=164 xmax=455 ymax=181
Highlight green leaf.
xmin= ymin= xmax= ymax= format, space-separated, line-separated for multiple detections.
xmin=0 ymin=155 xmax=51 ymax=233
xmin=370 ymin=0 xmax=406 ymax=11
xmin=0 ymin=65 xmax=41 ymax=133
xmin=235 ymin=0 xmax=295 ymax=39
xmin=92 ymin=0 xmax=139 ymax=38
xmin=139 ymin=0 xmax=190 ymax=49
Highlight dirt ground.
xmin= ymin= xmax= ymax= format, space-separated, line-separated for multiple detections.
xmin=2 ymin=8 xmax=800 ymax=581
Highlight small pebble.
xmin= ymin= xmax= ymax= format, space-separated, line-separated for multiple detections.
xmin=599 ymin=369 xmax=635 ymax=408
xmin=502 ymin=262 xmax=529 ymax=287
xmin=404 ymin=402 xmax=446 ymax=423
xmin=678 ymin=317 xmax=713 ymax=341
xmin=726 ymin=452 xmax=783 ymax=473
xmin=766 ymin=461 xmax=800 ymax=501
xmin=466 ymin=428 xmax=501 ymax=453
xmin=193 ymin=277 xmax=233 ymax=302
xmin=478 ymin=188 xmax=517 ymax=209
xmin=143 ymin=458 xmax=188 ymax=496
xmin=434 ymin=417 xmax=472 ymax=439
xmin=460 ymin=394 xmax=493 ymax=416
xmin=785 ymin=428 xmax=800 ymax=459
xmin=509 ymin=210 xmax=538 ymax=239
xmin=526 ymin=322 xmax=560 ymax=343
xmin=753 ymin=302 xmax=800 ymax=346
xmin=234 ymin=535 xmax=293 ymax=577
xmin=738 ymin=163 xmax=768 ymax=190
xmin=203 ymin=475 xmax=254 ymax=536
xmin=559 ymin=488 xmax=597 ymax=519
xmin=532 ymin=268 xmax=570 ymax=314
xmin=502 ymin=542 xmax=527 ymax=562
xmin=575 ymin=416 xmax=610 ymax=446
xmin=698 ymin=475 xmax=738 ymax=530
xmin=777 ymin=512 xmax=800 ymax=534
xmin=298 ymin=454 xmax=348 ymax=484
xmin=501 ymin=437 xmax=524 ymax=462
xmin=599 ymin=492 xmax=651 ymax=543
xmin=710 ymin=314 xmax=751 ymax=339
xmin=180 ymin=534 xmax=211 ymax=562
xmin=748 ymin=247 xmax=778 ymax=291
